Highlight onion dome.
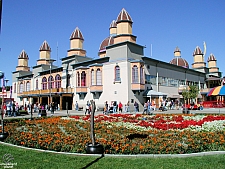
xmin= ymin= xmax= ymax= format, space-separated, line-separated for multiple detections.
xmin=193 ymin=46 xmax=203 ymax=56
xmin=169 ymin=57 xmax=189 ymax=68
xmin=70 ymin=27 xmax=84 ymax=40
xmin=99 ymin=36 xmax=114 ymax=52
xmin=109 ymin=20 xmax=117 ymax=28
xmin=18 ymin=50 xmax=29 ymax=59
xmin=39 ymin=40 xmax=51 ymax=51
xmin=116 ymin=8 xmax=133 ymax=23
xmin=207 ymin=53 xmax=216 ymax=62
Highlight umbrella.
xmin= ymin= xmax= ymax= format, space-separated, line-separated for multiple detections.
xmin=207 ymin=86 xmax=225 ymax=96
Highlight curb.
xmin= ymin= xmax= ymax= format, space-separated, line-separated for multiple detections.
xmin=1 ymin=141 xmax=225 ymax=158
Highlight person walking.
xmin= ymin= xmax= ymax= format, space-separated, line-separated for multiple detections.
xmin=118 ymin=102 xmax=123 ymax=113
xmin=75 ymin=101 xmax=79 ymax=111
xmin=85 ymin=101 xmax=90 ymax=115
xmin=134 ymin=101 xmax=139 ymax=113
xmin=143 ymin=102 xmax=148 ymax=115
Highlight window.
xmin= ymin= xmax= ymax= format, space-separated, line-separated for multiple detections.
xmin=140 ymin=66 xmax=144 ymax=84
xmin=36 ymin=79 xmax=38 ymax=90
xmin=132 ymin=65 xmax=139 ymax=83
xmin=55 ymin=74 xmax=61 ymax=88
xmin=145 ymin=75 xmax=156 ymax=85
xmin=77 ymin=72 xmax=80 ymax=87
xmin=19 ymin=82 xmax=23 ymax=93
xmin=48 ymin=75 xmax=54 ymax=89
xmin=26 ymin=81 xmax=30 ymax=91
xmin=81 ymin=71 xmax=86 ymax=86
xmin=114 ymin=65 xmax=120 ymax=82
xmin=96 ymin=69 xmax=102 ymax=85
xmin=91 ymin=69 xmax=95 ymax=85
xmin=42 ymin=77 xmax=47 ymax=90
xmin=67 ymin=74 xmax=70 ymax=87
xmin=14 ymin=83 xmax=16 ymax=93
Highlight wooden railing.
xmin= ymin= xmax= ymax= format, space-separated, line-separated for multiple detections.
xmin=18 ymin=87 xmax=74 ymax=96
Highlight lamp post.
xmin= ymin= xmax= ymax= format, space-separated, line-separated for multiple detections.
xmin=0 ymin=71 xmax=9 ymax=141
xmin=49 ymin=60 xmax=55 ymax=115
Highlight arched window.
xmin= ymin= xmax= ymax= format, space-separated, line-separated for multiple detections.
xmin=67 ymin=74 xmax=70 ymax=87
xmin=140 ymin=66 xmax=144 ymax=84
xmin=42 ymin=77 xmax=47 ymax=90
xmin=77 ymin=72 xmax=80 ymax=87
xmin=48 ymin=75 xmax=54 ymax=89
xmin=26 ymin=81 xmax=30 ymax=91
xmin=81 ymin=71 xmax=86 ymax=87
xmin=132 ymin=65 xmax=139 ymax=83
xmin=19 ymin=82 xmax=23 ymax=93
xmin=91 ymin=69 xmax=95 ymax=85
xmin=55 ymin=74 xmax=61 ymax=89
xmin=14 ymin=83 xmax=16 ymax=93
xmin=115 ymin=65 xmax=120 ymax=81
xmin=36 ymin=79 xmax=38 ymax=90
xmin=96 ymin=69 xmax=102 ymax=85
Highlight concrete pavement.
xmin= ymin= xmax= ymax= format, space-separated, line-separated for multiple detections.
xmin=2 ymin=107 xmax=225 ymax=120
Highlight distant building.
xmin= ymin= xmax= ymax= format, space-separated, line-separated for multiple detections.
xmin=11 ymin=8 xmax=222 ymax=110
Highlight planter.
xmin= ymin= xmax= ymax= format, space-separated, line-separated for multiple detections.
xmin=0 ymin=132 xmax=9 ymax=141
xmin=86 ymin=143 xmax=104 ymax=154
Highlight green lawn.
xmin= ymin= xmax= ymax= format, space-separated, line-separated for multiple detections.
xmin=0 ymin=143 xmax=225 ymax=169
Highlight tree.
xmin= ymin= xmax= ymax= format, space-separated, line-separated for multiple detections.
xmin=181 ymin=85 xmax=199 ymax=105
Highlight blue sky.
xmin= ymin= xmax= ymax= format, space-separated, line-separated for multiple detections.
xmin=0 ymin=0 xmax=225 ymax=85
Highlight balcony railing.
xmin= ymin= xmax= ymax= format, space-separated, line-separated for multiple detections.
xmin=131 ymin=83 xmax=145 ymax=91
xmin=90 ymin=85 xmax=103 ymax=93
xmin=18 ymin=87 xmax=74 ymax=96
xmin=76 ymin=86 xmax=87 ymax=93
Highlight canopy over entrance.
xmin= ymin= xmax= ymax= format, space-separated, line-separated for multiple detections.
xmin=143 ymin=90 xmax=167 ymax=97
xmin=207 ymin=86 xmax=225 ymax=96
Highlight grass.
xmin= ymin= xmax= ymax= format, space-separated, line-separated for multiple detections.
xmin=0 ymin=143 xmax=225 ymax=169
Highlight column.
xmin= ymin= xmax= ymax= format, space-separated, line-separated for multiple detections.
xmin=60 ymin=95 xmax=63 ymax=110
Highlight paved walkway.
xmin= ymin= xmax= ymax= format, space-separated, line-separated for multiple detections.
xmin=3 ymin=107 xmax=225 ymax=120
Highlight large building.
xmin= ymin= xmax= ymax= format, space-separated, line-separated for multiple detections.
xmin=11 ymin=8 xmax=222 ymax=111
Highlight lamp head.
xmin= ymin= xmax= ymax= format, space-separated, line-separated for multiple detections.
xmin=0 ymin=71 xmax=4 ymax=79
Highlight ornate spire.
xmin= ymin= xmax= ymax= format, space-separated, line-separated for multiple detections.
xmin=70 ymin=27 xmax=84 ymax=40
xmin=18 ymin=50 xmax=29 ymax=59
xmin=39 ymin=40 xmax=51 ymax=51
xmin=116 ymin=8 xmax=133 ymax=23
xmin=193 ymin=46 xmax=203 ymax=56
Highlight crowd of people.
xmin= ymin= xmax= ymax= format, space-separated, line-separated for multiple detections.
xmin=1 ymin=101 xmax=60 ymax=117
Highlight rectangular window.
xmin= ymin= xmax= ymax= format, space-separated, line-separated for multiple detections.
xmin=91 ymin=70 xmax=95 ymax=85
xmin=96 ymin=70 xmax=102 ymax=85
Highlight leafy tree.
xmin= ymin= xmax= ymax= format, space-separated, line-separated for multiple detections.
xmin=181 ymin=85 xmax=199 ymax=105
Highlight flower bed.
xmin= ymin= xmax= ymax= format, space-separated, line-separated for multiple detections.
xmin=2 ymin=114 xmax=225 ymax=154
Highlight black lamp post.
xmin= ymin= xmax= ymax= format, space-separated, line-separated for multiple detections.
xmin=0 ymin=71 xmax=9 ymax=141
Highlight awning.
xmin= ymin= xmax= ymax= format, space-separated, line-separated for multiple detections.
xmin=143 ymin=90 xmax=167 ymax=97
xmin=166 ymin=93 xmax=181 ymax=98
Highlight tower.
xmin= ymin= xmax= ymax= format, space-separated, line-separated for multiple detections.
xmin=37 ymin=40 xmax=52 ymax=65
xmin=67 ymin=27 xmax=86 ymax=57
xmin=114 ymin=8 xmax=136 ymax=44
xmin=109 ymin=20 xmax=117 ymax=36
xmin=192 ymin=46 xmax=206 ymax=73
xmin=16 ymin=50 xmax=30 ymax=71
xmin=207 ymin=53 xmax=220 ymax=76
